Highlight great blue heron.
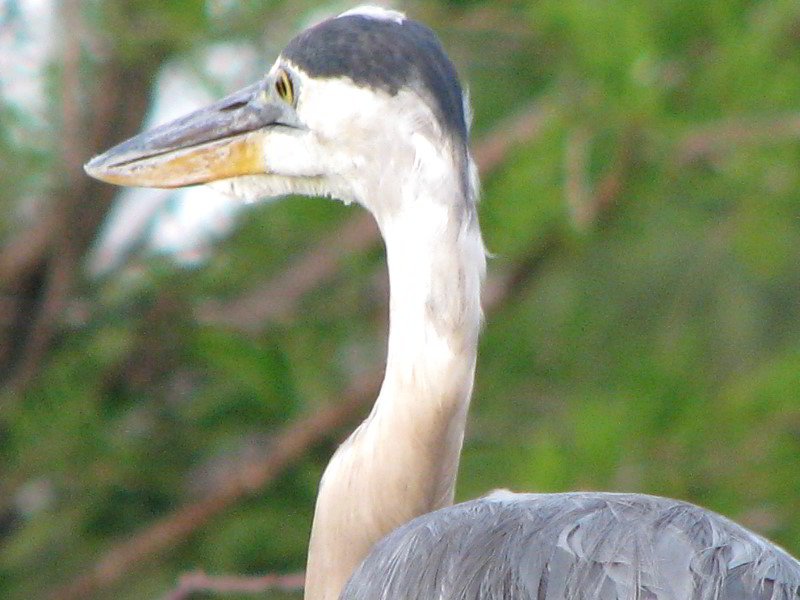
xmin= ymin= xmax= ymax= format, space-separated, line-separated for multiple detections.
xmin=85 ymin=6 xmax=800 ymax=600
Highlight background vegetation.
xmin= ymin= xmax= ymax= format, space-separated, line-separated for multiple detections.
xmin=1 ymin=0 xmax=798 ymax=598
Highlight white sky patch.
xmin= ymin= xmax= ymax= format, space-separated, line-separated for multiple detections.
xmin=204 ymin=40 xmax=261 ymax=92
xmin=0 ymin=0 xmax=54 ymax=124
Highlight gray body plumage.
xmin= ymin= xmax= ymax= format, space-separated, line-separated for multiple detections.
xmin=343 ymin=492 xmax=800 ymax=600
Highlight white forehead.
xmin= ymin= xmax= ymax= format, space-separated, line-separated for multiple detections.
xmin=336 ymin=5 xmax=405 ymax=24
xmin=293 ymin=68 xmax=410 ymax=136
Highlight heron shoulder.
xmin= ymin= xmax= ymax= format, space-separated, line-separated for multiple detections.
xmin=341 ymin=491 xmax=800 ymax=600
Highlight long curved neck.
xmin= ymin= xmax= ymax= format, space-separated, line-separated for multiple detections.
xmin=304 ymin=156 xmax=485 ymax=600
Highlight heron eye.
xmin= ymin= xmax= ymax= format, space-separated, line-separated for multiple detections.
xmin=275 ymin=69 xmax=295 ymax=105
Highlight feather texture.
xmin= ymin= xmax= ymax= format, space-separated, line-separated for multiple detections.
xmin=343 ymin=492 xmax=800 ymax=600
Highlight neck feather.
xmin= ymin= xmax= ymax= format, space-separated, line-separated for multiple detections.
xmin=304 ymin=148 xmax=485 ymax=600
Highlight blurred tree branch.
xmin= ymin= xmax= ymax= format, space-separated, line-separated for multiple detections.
xmin=162 ymin=571 xmax=305 ymax=600
xmin=676 ymin=112 xmax=800 ymax=165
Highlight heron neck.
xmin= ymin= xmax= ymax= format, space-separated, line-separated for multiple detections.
xmin=304 ymin=172 xmax=485 ymax=600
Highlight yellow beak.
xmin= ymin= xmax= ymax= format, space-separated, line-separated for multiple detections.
xmin=85 ymin=81 xmax=290 ymax=188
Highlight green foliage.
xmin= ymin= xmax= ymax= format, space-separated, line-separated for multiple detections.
xmin=2 ymin=0 xmax=799 ymax=598
xmin=90 ymin=0 xmax=210 ymax=62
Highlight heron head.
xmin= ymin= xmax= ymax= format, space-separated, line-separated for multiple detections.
xmin=85 ymin=6 xmax=470 ymax=211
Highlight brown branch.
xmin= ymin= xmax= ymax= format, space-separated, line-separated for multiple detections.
xmin=162 ymin=571 xmax=305 ymax=600
xmin=61 ymin=0 xmax=84 ymax=181
xmin=473 ymin=101 xmax=558 ymax=173
xmin=564 ymin=126 xmax=592 ymax=230
xmin=195 ymin=99 xmax=558 ymax=332
xmin=0 ymin=214 xmax=60 ymax=285
xmin=675 ymin=112 xmax=800 ymax=165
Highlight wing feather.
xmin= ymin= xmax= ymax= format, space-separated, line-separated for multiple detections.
xmin=341 ymin=492 xmax=800 ymax=600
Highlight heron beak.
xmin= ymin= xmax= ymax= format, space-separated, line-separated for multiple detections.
xmin=85 ymin=82 xmax=284 ymax=188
